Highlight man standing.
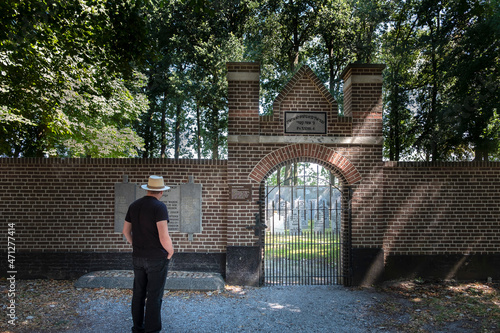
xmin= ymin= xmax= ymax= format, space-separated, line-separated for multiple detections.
xmin=123 ymin=175 xmax=174 ymax=333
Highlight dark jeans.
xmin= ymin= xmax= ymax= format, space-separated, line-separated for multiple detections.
xmin=131 ymin=256 xmax=170 ymax=333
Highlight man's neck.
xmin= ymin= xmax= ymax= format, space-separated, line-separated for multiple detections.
xmin=147 ymin=191 xmax=163 ymax=200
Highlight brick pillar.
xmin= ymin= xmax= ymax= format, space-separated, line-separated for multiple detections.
xmin=226 ymin=62 xmax=260 ymax=135
xmin=226 ymin=62 xmax=262 ymax=286
xmin=341 ymin=64 xmax=385 ymax=137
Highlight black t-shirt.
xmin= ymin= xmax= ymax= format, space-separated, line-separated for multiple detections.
xmin=125 ymin=196 xmax=170 ymax=258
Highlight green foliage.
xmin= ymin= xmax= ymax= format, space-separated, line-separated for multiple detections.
xmin=246 ymin=0 xmax=388 ymax=115
xmin=139 ymin=0 xmax=247 ymax=159
xmin=380 ymin=0 xmax=420 ymax=161
xmin=440 ymin=0 xmax=500 ymax=161
xmin=0 ymin=0 xmax=149 ymax=157
xmin=309 ymin=0 xmax=356 ymax=108
xmin=381 ymin=0 xmax=500 ymax=161
xmin=1 ymin=0 xmax=499 ymax=160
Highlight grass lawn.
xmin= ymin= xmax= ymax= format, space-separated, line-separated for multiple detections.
xmin=265 ymin=230 xmax=341 ymax=263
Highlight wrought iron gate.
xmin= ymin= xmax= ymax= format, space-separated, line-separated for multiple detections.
xmin=261 ymin=162 xmax=351 ymax=286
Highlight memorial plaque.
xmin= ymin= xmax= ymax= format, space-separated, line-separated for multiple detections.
xmin=284 ymin=111 xmax=327 ymax=134
xmin=115 ymin=178 xmax=202 ymax=235
xmin=114 ymin=182 xmax=137 ymax=232
xmin=179 ymin=182 xmax=202 ymax=235
xmin=229 ymin=184 xmax=252 ymax=201
xmin=160 ymin=186 xmax=180 ymax=232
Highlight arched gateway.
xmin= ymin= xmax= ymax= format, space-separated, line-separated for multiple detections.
xmin=262 ymin=161 xmax=348 ymax=285
xmin=225 ymin=62 xmax=385 ymax=286
xmin=249 ymin=143 xmax=362 ymax=184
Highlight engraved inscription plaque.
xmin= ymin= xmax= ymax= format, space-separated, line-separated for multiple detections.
xmin=114 ymin=182 xmax=137 ymax=232
xmin=180 ymin=182 xmax=202 ymax=235
xmin=160 ymin=186 xmax=180 ymax=232
xmin=284 ymin=111 xmax=327 ymax=134
xmin=229 ymin=184 xmax=252 ymax=201
xmin=115 ymin=179 xmax=202 ymax=235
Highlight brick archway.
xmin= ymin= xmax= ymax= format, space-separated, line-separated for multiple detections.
xmin=249 ymin=143 xmax=362 ymax=185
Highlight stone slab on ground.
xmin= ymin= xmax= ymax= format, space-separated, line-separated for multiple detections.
xmin=74 ymin=270 xmax=225 ymax=291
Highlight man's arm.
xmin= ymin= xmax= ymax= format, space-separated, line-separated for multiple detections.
xmin=157 ymin=220 xmax=174 ymax=259
xmin=122 ymin=221 xmax=133 ymax=245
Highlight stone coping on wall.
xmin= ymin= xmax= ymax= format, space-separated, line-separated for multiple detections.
xmin=384 ymin=161 xmax=500 ymax=168
xmin=2 ymin=158 xmax=496 ymax=167
xmin=227 ymin=135 xmax=383 ymax=145
xmin=0 ymin=157 xmax=228 ymax=165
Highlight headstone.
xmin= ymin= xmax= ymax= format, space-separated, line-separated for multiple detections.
xmin=291 ymin=199 xmax=306 ymax=231
xmin=316 ymin=200 xmax=327 ymax=231
xmin=315 ymin=200 xmax=326 ymax=232
xmin=270 ymin=212 xmax=285 ymax=232
xmin=279 ymin=201 xmax=290 ymax=230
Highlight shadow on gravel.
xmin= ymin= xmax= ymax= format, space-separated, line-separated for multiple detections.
xmin=2 ymin=279 xmax=498 ymax=333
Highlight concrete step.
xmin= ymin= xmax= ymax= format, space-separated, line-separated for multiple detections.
xmin=74 ymin=270 xmax=225 ymax=291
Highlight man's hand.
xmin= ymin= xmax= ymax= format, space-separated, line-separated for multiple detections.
xmin=157 ymin=220 xmax=174 ymax=259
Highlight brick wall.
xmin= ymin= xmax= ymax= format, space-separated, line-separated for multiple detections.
xmin=378 ymin=161 xmax=500 ymax=283
xmin=259 ymin=65 xmax=353 ymax=136
xmin=2 ymin=62 xmax=499 ymax=285
xmin=0 ymin=158 xmax=228 ymax=253
xmin=225 ymin=63 xmax=387 ymax=285
xmin=0 ymin=158 xmax=228 ymax=278
xmin=383 ymin=161 xmax=500 ymax=255
xmin=225 ymin=62 xmax=500 ymax=285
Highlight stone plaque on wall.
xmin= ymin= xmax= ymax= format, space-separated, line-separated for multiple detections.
xmin=115 ymin=177 xmax=202 ymax=235
xmin=160 ymin=186 xmax=180 ymax=232
xmin=114 ymin=182 xmax=137 ymax=232
xmin=229 ymin=184 xmax=252 ymax=201
xmin=284 ymin=111 xmax=327 ymax=134
xmin=179 ymin=181 xmax=202 ymax=235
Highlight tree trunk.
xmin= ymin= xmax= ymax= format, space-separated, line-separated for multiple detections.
xmin=160 ymin=101 xmax=167 ymax=158
xmin=210 ymin=107 xmax=219 ymax=160
xmin=174 ymin=102 xmax=182 ymax=159
xmin=196 ymin=102 xmax=201 ymax=159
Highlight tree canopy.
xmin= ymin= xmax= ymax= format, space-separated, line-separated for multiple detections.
xmin=1 ymin=0 xmax=499 ymax=161
xmin=1 ymin=0 xmax=150 ymax=157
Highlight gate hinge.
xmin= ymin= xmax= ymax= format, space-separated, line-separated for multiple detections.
xmin=245 ymin=213 xmax=267 ymax=236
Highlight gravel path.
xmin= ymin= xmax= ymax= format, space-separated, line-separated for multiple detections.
xmin=70 ymin=285 xmax=391 ymax=333
xmin=6 ymin=279 xmax=498 ymax=332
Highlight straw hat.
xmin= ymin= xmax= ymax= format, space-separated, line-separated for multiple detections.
xmin=141 ymin=175 xmax=170 ymax=191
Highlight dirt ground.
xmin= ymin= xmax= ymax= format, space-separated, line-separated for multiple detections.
xmin=1 ymin=278 xmax=499 ymax=333
xmin=372 ymin=279 xmax=500 ymax=332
